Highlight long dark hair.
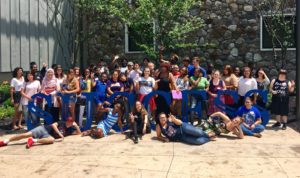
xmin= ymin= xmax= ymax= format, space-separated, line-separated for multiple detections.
xmin=132 ymin=101 xmax=148 ymax=117
xmin=12 ymin=67 xmax=23 ymax=78
xmin=255 ymin=67 xmax=265 ymax=79
xmin=54 ymin=65 xmax=64 ymax=79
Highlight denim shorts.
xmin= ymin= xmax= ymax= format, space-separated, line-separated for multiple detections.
xmin=69 ymin=94 xmax=77 ymax=104
xmin=30 ymin=126 xmax=51 ymax=139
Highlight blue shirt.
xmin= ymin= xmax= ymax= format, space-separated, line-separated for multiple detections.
xmin=97 ymin=108 xmax=119 ymax=136
xmin=236 ymin=106 xmax=261 ymax=126
xmin=188 ymin=65 xmax=207 ymax=78
xmin=95 ymin=80 xmax=107 ymax=98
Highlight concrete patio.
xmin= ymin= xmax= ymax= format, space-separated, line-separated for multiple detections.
xmin=0 ymin=120 xmax=300 ymax=178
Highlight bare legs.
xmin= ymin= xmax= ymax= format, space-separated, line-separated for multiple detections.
xmin=12 ymin=104 xmax=22 ymax=129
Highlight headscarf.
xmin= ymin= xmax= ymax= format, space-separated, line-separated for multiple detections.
xmin=41 ymin=68 xmax=57 ymax=94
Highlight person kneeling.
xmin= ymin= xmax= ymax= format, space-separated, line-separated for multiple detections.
xmin=156 ymin=113 xmax=212 ymax=145
xmin=0 ymin=117 xmax=81 ymax=149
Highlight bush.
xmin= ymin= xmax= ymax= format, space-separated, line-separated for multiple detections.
xmin=3 ymin=98 xmax=13 ymax=107
xmin=0 ymin=105 xmax=14 ymax=120
xmin=0 ymin=83 xmax=10 ymax=103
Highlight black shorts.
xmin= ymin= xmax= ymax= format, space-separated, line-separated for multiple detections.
xmin=271 ymin=96 xmax=289 ymax=116
xmin=13 ymin=91 xmax=22 ymax=104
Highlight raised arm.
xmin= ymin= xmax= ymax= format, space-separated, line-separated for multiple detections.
xmin=169 ymin=114 xmax=182 ymax=125
xmin=210 ymin=112 xmax=231 ymax=122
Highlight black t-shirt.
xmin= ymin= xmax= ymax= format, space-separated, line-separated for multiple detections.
xmin=45 ymin=121 xmax=75 ymax=139
xmin=122 ymin=78 xmax=133 ymax=93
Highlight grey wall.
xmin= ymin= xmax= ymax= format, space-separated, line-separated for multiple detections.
xmin=0 ymin=0 xmax=73 ymax=73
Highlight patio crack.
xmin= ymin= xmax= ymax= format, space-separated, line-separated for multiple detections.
xmin=166 ymin=143 xmax=175 ymax=178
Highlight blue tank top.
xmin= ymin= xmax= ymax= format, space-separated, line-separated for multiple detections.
xmin=159 ymin=122 xmax=182 ymax=141
xmin=97 ymin=108 xmax=119 ymax=136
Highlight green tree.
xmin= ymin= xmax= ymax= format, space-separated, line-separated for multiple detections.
xmin=90 ymin=0 xmax=205 ymax=60
xmin=254 ymin=0 xmax=296 ymax=69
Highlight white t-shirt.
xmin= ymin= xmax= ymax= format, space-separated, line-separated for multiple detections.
xmin=238 ymin=77 xmax=257 ymax=96
xmin=138 ymin=77 xmax=155 ymax=95
xmin=20 ymin=81 xmax=41 ymax=105
xmin=10 ymin=77 xmax=24 ymax=91
xmin=120 ymin=67 xmax=127 ymax=73
xmin=128 ymin=70 xmax=141 ymax=83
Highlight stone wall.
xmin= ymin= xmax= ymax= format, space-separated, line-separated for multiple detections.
xmin=86 ymin=0 xmax=296 ymax=80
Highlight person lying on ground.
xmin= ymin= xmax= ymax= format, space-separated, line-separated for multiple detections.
xmin=81 ymin=103 xmax=123 ymax=139
xmin=156 ymin=113 xmax=213 ymax=145
xmin=0 ymin=117 xmax=81 ymax=149
xmin=197 ymin=112 xmax=244 ymax=139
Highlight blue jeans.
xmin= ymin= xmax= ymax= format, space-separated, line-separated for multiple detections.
xmin=179 ymin=123 xmax=210 ymax=145
xmin=241 ymin=124 xmax=265 ymax=136
xmin=23 ymin=105 xmax=38 ymax=124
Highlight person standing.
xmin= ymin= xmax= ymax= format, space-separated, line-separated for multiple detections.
xmin=61 ymin=69 xmax=80 ymax=121
xmin=20 ymin=72 xmax=41 ymax=125
xmin=189 ymin=68 xmax=209 ymax=124
xmin=154 ymin=63 xmax=177 ymax=123
xmin=237 ymin=67 xmax=257 ymax=106
xmin=10 ymin=67 xmax=25 ymax=130
xmin=41 ymin=68 xmax=59 ymax=123
xmin=207 ymin=70 xmax=226 ymax=116
xmin=188 ymin=57 xmax=206 ymax=78
xmin=136 ymin=67 xmax=156 ymax=117
xmin=222 ymin=65 xmax=238 ymax=106
xmin=270 ymin=69 xmax=295 ymax=130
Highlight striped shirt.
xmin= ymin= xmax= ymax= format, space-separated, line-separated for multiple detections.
xmin=97 ymin=108 xmax=119 ymax=136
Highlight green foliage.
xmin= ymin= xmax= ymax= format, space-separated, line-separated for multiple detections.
xmin=0 ymin=105 xmax=14 ymax=120
xmin=85 ymin=0 xmax=205 ymax=60
xmin=255 ymin=0 xmax=296 ymax=69
xmin=0 ymin=83 xmax=10 ymax=103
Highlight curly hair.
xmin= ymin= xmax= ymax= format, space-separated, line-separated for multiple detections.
xmin=12 ymin=67 xmax=23 ymax=78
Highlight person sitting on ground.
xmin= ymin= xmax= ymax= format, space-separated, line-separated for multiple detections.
xmin=236 ymin=97 xmax=264 ymax=138
xmin=0 ymin=117 xmax=81 ymax=149
xmin=156 ymin=113 xmax=212 ymax=145
xmin=81 ymin=103 xmax=123 ymax=139
xmin=197 ymin=112 xmax=244 ymax=139
xmin=129 ymin=101 xmax=151 ymax=144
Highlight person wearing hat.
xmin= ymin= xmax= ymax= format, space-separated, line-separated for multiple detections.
xmin=0 ymin=117 xmax=81 ymax=149
xmin=270 ymin=69 xmax=295 ymax=130
xmin=125 ymin=61 xmax=134 ymax=78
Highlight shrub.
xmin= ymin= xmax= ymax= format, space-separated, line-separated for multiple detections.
xmin=0 ymin=105 xmax=14 ymax=120
xmin=0 ymin=83 xmax=10 ymax=103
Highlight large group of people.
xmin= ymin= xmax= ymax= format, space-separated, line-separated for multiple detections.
xmin=0 ymin=55 xmax=296 ymax=148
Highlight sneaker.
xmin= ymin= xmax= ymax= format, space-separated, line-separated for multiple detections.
xmin=272 ymin=122 xmax=281 ymax=128
xmin=133 ymin=137 xmax=138 ymax=144
xmin=26 ymin=138 xmax=34 ymax=149
xmin=0 ymin=141 xmax=7 ymax=147
xmin=282 ymin=123 xmax=287 ymax=130
xmin=253 ymin=133 xmax=262 ymax=138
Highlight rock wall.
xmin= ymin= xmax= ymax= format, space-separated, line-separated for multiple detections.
xmin=87 ymin=0 xmax=296 ymax=80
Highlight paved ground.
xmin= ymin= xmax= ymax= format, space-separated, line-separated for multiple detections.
xmin=0 ymin=120 xmax=300 ymax=178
